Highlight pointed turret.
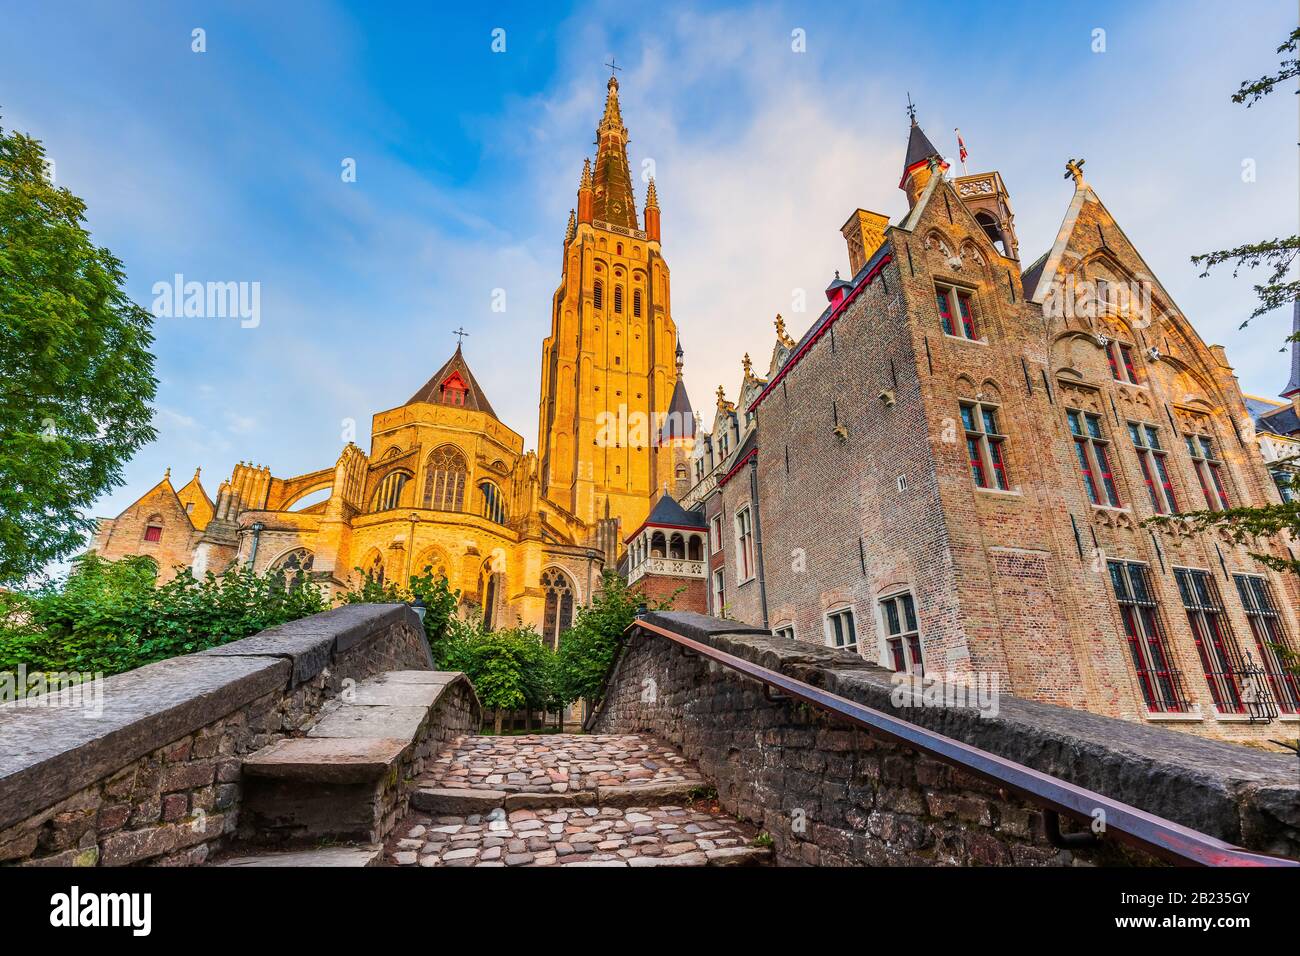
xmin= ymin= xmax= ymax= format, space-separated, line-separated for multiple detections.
xmin=1283 ymin=299 xmax=1300 ymax=404
xmin=591 ymin=74 xmax=638 ymax=230
xmin=900 ymin=108 xmax=948 ymax=208
xmin=565 ymin=208 xmax=577 ymax=244
xmin=644 ymin=176 xmax=661 ymax=242
xmin=659 ymin=342 xmax=696 ymax=445
xmin=577 ymin=158 xmax=594 ymax=224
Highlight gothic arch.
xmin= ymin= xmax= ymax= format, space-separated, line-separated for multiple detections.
xmin=540 ymin=566 xmax=576 ymax=650
xmin=372 ymin=469 xmax=412 ymax=512
xmin=359 ymin=548 xmax=386 ymax=586
xmin=423 ymin=444 xmax=467 ymax=512
xmin=414 ymin=546 xmax=452 ymax=585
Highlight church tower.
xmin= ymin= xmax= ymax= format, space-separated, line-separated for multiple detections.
xmin=537 ymin=72 xmax=680 ymax=541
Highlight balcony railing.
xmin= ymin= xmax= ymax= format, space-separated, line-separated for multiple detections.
xmin=627 ymin=557 xmax=706 ymax=584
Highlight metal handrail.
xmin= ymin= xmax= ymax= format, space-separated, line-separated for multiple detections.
xmin=626 ymin=618 xmax=1299 ymax=868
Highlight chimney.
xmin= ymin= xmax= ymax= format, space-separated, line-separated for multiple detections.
xmin=840 ymin=209 xmax=890 ymax=276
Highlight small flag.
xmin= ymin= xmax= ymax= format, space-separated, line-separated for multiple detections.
xmin=955 ymin=128 xmax=968 ymax=165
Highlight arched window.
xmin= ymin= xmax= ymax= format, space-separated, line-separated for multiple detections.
xmin=593 ymin=280 xmax=604 ymax=311
xmin=479 ymin=481 xmax=507 ymax=524
xmin=650 ymin=531 xmax=667 ymax=557
xmin=614 ymin=285 xmax=624 ymax=314
xmin=424 ymin=445 xmax=466 ymax=512
xmin=364 ymin=551 xmax=385 ymax=585
xmin=669 ymin=533 xmax=686 ymax=559
xmin=372 ymin=470 xmax=410 ymax=511
xmin=142 ymin=515 xmax=163 ymax=542
xmin=541 ymin=568 xmax=575 ymax=650
xmin=633 ymin=289 xmax=642 ymax=318
xmin=414 ymin=548 xmax=451 ymax=584
xmin=271 ymin=548 xmax=314 ymax=590
xmin=975 ymin=212 xmax=1005 ymax=255
xmin=478 ymin=562 xmax=498 ymax=630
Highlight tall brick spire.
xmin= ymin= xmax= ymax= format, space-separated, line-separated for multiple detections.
xmin=591 ymin=74 xmax=639 ymax=230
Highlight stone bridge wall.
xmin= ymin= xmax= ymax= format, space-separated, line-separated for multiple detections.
xmin=0 ymin=604 xmax=477 ymax=867
xmin=590 ymin=612 xmax=1300 ymax=866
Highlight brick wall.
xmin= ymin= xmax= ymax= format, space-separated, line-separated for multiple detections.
xmin=590 ymin=612 xmax=1300 ymax=866
xmin=0 ymin=604 xmax=478 ymax=867
xmin=744 ymin=169 xmax=1300 ymax=744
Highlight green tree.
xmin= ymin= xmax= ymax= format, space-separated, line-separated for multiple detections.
xmin=1190 ymin=28 xmax=1300 ymax=323
xmin=0 ymin=122 xmax=158 ymax=584
xmin=438 ymin=617 xmax=556 ymax=733
xmin=552 ymin=570 xmax=675 ymax=709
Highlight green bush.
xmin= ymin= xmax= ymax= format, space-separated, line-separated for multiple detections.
xmin=0 ymin=553 xmax=328 ymax=676
xmin=438 ymin=616 xmax=557 ymax=731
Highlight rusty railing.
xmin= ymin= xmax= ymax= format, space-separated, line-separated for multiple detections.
xmin=626 ymin=618 xmax=1298 ymax=868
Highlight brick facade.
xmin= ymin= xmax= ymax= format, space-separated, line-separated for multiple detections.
xmin=678 ymin=126 xmax=1300 ymax=745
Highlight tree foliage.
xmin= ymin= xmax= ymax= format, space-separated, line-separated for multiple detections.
xmin=0 ymin=554 xmax=327 ymax=676
xmin=0 ymin=122 xmax=158 ymax=584
xmin=1190 ymin=29 xmax=1300 ymax=326
xmin=552 ymin=570 xmax=675 ymax=708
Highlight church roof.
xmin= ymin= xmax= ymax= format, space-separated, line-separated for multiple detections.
xmin=659 ymin=376 xmax=696 ymax=444
xmin=406 ymin=344 xmax=498 ymax=418
xmin=645 ymin=493 xmax=707 ymax=529
xmin=1282 ymin=299 xmax=1300 ymax=398
xmin=903 ymin=121 xmax=942 ymax=175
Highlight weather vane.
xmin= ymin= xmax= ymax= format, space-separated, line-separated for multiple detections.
xmin=453 ymin=326 xmax=470 ymax=346
xmin=906 ymin=92 xmax=917 ymax=124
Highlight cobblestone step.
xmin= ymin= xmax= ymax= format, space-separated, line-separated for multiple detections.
xmin=387 ymin=733 xmax=765 ymax=868
xmin=385 ymin=804 xmax=769 ymax=867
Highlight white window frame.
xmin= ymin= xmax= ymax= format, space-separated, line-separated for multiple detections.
xmin=877 ymin=592 xmax=924 ymax=675
xmin=774 ymin=623 xmax=796 ymax=642
xmin=710 ymin=514 xmax=724 ymax=554
xmin=712 ymin=568 xmax=725 ymax=612
xmin=734 ymin=506 xmax=755 ymax=582
xmin=824 ymin=606 xmax=858 ymax=655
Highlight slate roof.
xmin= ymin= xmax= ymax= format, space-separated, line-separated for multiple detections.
xmin=1283 ymin=299 xmax=1300 ymax=397
xmin=406 ymin=345 xmax=498 ymax=418
xmin=903 ymin=121 xmax=942 ymax=173
xmin=644 ymin=493 xmax=707 ymax=529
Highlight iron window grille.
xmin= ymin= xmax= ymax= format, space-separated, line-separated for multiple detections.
xmin=1234 ymin=574 xmax=1298 ymax=715
xmin=1108 ymin=560 xmax=1191 ymax=713
xmin=1174 ymin=568 xmax=1248 ymax=715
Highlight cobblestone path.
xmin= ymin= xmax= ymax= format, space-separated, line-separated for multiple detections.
xmin=383 ymin=734 xmax=768 ymax=867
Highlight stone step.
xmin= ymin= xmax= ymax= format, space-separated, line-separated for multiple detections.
xmin=410 ymin=779 xmax=703 ymax=815
xmin=215 ymin=845 xmax=383 ymax=867
xmin=235 ymin=670 xmax=468 ymax=847
xmin=384 ymin=804 xmax=769 ymax=867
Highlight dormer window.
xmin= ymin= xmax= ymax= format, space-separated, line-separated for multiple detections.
xmin=439 ymin=371 xmax=469 ymax=407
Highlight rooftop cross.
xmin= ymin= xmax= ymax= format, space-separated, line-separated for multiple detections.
xmin=605 ymin=57 xmax=623 ymax=76
xmin=452 ymin=326 xmax=470 ymax=347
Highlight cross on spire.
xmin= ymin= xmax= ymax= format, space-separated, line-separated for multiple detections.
xmin=605 ymin=57 xmax=623 ymax=76
xmin=452 ymin=326 xmax=470 ymax=347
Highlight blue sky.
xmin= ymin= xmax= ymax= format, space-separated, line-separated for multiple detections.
xmin=2 ymin=0 xmax=1296 ymax=546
